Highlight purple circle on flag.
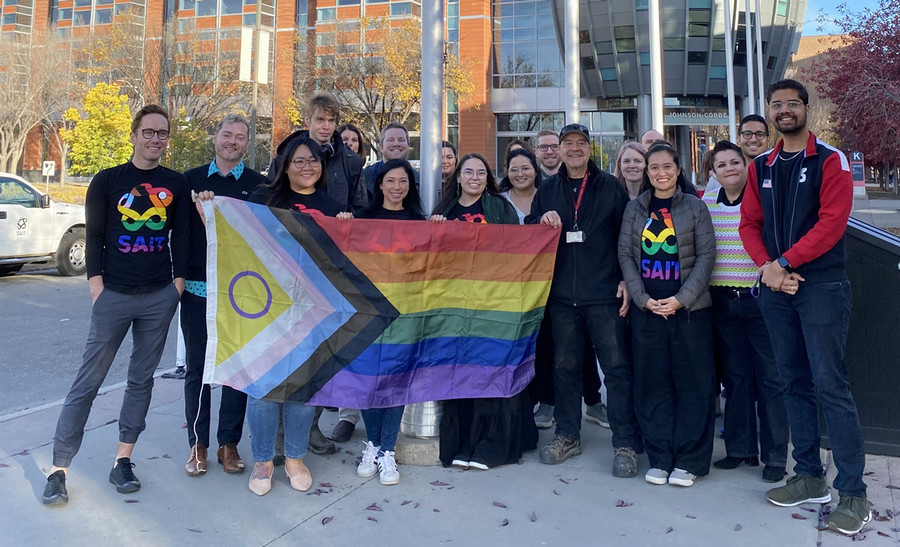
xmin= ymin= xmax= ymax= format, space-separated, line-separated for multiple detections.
xmin=228 ymin=271 xmax=273 ymax=319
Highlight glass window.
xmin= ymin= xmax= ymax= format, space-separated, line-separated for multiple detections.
xmin=1 ymin=13 xmax=15 ymax=25
xmin=337 ymin=0 xmax=360 ymax=4
xmin=595 ymin=41 xmax=613 ymax=55
xmin=196 ymin=0 xmax=216 ymax=16
xmin=317 ymin=7 xmax=335 ymax=21
xmin=688 ymin=23 xmax=709 ymax=37
xmin=614 ymin=26 xmax=635 ymax=52
xmin=663 ymin=37 xmax=684 ymax=50
xmin=767 ymin=55 xmax=777 ymax=69
xmin=712 ymin=38 xmax=725 ymax=51
xmin=73 ymin=0 xmax=90 ymax=7
xmin=179 ymin=0 xmax=195 ymax=10
xmin=709 ymin=66 xmax=727 ymax=79
xmin=775 ymin=0 xmax=788 ymax=17
xmin=599 ymin=68 xmax=617 ymax=81
xmin=390 ymin=2 xmax=411 ymax=15
xmin=366 ymin=0 xmax=388 ymax=3
xmin=635 ymin=0 xmax=648 ymax=9
xmin=687 ymin=51 xmax=707 ymax=64
xmin=579 ymin=30 xmax=590 ymax=44
xmin=640 ymin=52 xmax=650 ymax=66
xmin=688 ymin=0 xmax=711 ymax=7
xmin=536 ymin=26 xmax=555 ymax=40
xmin=243 ymin=13 xmax=255 ymax=25
xmin=72 ymin=10 xmax=90 ymax=25
xmin=58 ymin=8 xmax=72 ymax=20
xmin=515 ymin=27 xmax=535 ymax=41
xmin=536 ymin=40 xmax=561 ymax=72
xmin=514 ymin=42 xmax=536 ymax=72
xmin=514 ymin=15 xmax=535 ymax=28
xmin=0 ymin=179 xmax=39 ymax=207
xmin=580 ymin=56 xmax=595 ymax=70
xmin=221 ymin=0 xmax=241 ymax=14
xmin=94 ymin=8 xmax=112 ymax=23
xmin=514 ymin=2 xmax=535 ymax=16
xmin=96 ymin=0 xmax=113 ymax=5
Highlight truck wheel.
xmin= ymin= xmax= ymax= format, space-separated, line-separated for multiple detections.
xmin=0 ymin=264 xmax=23 ymax=277
xmin=57 ymin=228 xmax=86 ymax=276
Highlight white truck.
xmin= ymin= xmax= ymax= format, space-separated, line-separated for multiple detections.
xmin=0 ymin=172 xmax=86 ymax=277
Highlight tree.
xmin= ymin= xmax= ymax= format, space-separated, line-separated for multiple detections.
xmin=0 ymin=31 xmax=69 ymax=174
xmin=808 ymin=0 xmax=900 ymax=174
xmin=163 ymin=107 xmax=212 ymax=173
xmin=61 ymin=82 xmax=133 ymax=176
xmin=292 ymin=17 xmax=474 ymax=147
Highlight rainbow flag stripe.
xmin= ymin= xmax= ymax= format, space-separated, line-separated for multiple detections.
xmin=202 ymin=197 xmax=558 ymax=407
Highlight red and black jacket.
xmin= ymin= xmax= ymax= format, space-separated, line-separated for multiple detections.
xmin=739 ymin=131 xmax=853 ymax=283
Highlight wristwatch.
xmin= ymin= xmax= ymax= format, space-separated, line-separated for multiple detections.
xmin=776 ymin=256 xmax=792 ymax=271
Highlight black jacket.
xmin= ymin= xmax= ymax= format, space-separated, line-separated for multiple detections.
xmin=268 ymin=130 xmax=368 ymax=213
xmin=526 ymin=160 xmax=629 ymax=306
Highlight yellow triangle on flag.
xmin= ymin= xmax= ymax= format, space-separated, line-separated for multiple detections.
xmin=213 ymin=209 xmax=293 ymax=366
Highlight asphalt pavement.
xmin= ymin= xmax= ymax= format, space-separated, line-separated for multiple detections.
xmin=0 ymin=194 xmax=898 ymax=545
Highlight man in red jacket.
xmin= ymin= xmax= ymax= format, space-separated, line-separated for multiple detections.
xmin=739 ymin=79 xmax=869 ymax=536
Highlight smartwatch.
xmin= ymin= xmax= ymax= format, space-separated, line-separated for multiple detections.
xmin=776 ymin=256 xmax=791 ymax=271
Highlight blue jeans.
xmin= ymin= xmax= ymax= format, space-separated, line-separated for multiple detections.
xmin=360 ymin=406 xmax=405 ymax=451
xmin=757 ymin=280 xmax=866 ymax=498
xmin=247 ymin=397 xmax=315 ymax=462
xmin=547 ymin=301 xmax=641 ymax=449
xmin=711 ymin=289 xmax=788 ymax=466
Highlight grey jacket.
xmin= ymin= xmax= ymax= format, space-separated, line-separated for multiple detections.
xmin=618 ymin=187 xmax=716 ymax=312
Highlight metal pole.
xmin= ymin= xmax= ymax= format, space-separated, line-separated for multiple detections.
xmin=648 ymin=0 xmax=664 ymax=131
xmin=564 ymin=0 xmax=580 ymax=123
xmin=419 ymin=0 xmax=443 ymax=214
xmin=723 ymin=0 xmax=737 ymax=142
xmin=744 ymin=0 xmax=755 ymax=115
xmin=754 ymin=0 xmax=765 ymax=114
xmin=248 ymin=0 xmax=261 ymax=169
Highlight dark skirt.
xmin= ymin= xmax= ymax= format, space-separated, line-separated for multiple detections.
xmin=439 ymin=391 xmax=539 ymax=468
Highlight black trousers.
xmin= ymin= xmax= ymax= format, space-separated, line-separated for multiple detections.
xmin=530 ymin=311 xmax=603 ymax=407
xmin=632 ymin=307 xmax=715 ymax=476
xmin=182 ymin=290 xmax=247 ymax=448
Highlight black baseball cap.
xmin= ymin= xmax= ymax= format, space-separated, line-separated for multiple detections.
xmin=559 ymin=123 xmax=590 ymax=141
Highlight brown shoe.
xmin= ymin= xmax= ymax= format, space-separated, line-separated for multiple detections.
xmin=217 ymin=444 xmax=244 ymax=474
xmin=185 ymin=444 xmax=207 ymax=476
xmin=285 ymin=457 xmax=312 ymax=492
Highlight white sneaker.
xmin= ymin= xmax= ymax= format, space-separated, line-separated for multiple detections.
xmin=668 ymin=468 xmax=696 ymax=487
xmin=379 ymin=450 xmax=400 ymax=486
xmin=357 ymin=441 xmax=379 ymax=478
xmin=645 ymin=468 xmax=669 ymax=485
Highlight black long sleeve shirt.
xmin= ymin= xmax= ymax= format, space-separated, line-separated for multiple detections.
xmin=85 ymin=162 xmax=190 ymax=293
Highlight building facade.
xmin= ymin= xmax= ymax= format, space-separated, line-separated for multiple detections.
xmin=4 ymin=0 xmax=806 ymax=177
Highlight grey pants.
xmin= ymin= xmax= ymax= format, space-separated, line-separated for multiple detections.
xmin=52 ymin=284 xmax=180 ymax=468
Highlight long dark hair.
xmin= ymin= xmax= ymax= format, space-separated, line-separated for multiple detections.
xmin=433 ymin=153 xmax=499 ymax=215
xmin=262 ymin=136 xmax=327 ymax=208
xmin=366 ymin=158 xmax=424 ymax=218
xmin=640 ymin=142 xmax=698 ymax=197
xmin=337 ymin=123 xmax=364 ymax=155
xmin=498 ymin=148 xmax=540 ymax=192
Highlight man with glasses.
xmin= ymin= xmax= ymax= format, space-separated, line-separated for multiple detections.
xmin=737 ymin=114 xmax=770 ymax=164
xmin=43 ymin=105 xmax=190 ymax=505
xmin=526 ymin=124 xmax=642 ymax=476
xmin=740 ymin=79 xmax=869 ymax=536
xmin=534 ymin=130 xmax=562 ymax=182
xmin=181 ymin=114 xmax=268 ymax=477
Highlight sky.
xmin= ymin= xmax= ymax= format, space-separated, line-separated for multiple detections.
xmin=803 ymin=0 xmax=884 ymax=35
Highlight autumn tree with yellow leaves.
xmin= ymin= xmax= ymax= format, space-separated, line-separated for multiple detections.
xmin=291 ymin=16 xmax=474 ymax=150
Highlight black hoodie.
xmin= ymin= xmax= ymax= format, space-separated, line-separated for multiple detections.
xmin=267 ymin=129 xmax=368 ymax=212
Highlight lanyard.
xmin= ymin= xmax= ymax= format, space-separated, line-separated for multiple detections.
xmin=573 ymin=172 xmax=589 ymax=229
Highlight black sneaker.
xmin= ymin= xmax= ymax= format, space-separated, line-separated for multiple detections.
xmin=109 ymin=458 xmax=141 ymax=494
xmin=42 ymin=470 xmax=69 ymax=505
xmin=161 ymin=366 xmax=186 ymax=380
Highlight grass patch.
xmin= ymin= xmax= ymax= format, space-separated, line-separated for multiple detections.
xmin=47 ymin=185 xmax=88 ymax=206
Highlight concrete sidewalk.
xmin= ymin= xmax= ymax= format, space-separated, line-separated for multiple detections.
xmin=1 ymin=378 xmax=897 ymax=546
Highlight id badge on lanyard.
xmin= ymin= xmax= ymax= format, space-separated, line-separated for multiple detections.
xmin=566 ymin=173 xmax=588 ymax=244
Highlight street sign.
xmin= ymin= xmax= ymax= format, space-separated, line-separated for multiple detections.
xmin=849 ymin=151 xmax=866 ymax=196
xmin=42 ymin=161 xmax=55 ymax=177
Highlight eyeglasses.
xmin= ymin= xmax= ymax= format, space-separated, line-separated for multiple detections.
xmin=769 ymin=100 xmax=804 ymax=111
xmin=290 ymin=156 xmax=321 ymax=169
xmin=140 ymin=129 xmax=170 ymax=140
xmin=507 ymin=166 xmax=534 ymax=176
xmin=740 ymin=131 xmax=768 ymax=140
xmin=536 ymin=144 xmax=560 ymax=152
xmin=461 ymin=168 xmax=488 ymax=180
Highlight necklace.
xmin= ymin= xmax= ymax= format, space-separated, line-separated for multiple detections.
xmin=779 ymin=149 xmax=803 ymax=161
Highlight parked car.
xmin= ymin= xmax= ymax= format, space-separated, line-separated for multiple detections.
xmin=0 ymin=172 xmax=86 ymax=276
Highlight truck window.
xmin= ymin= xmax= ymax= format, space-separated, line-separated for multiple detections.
xmin=0 ymin=179 xmax=40 ymax=208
